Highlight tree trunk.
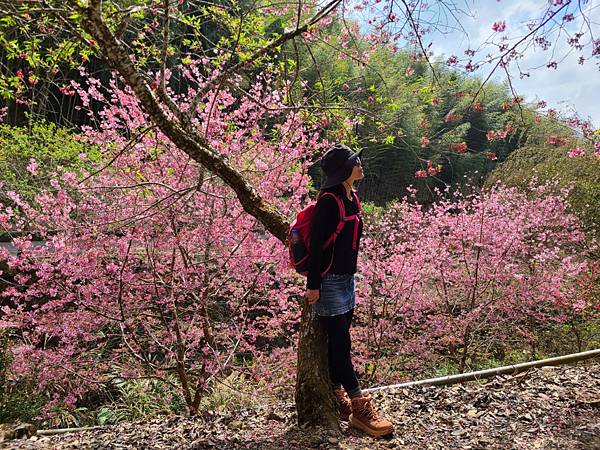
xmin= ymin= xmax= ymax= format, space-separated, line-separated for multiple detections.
xmin=295 ymin=300 xmax=340 ymax=429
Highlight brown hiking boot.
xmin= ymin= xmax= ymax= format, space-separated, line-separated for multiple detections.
xmin=334 ymin=388 xmax=352 ymax=421
xmin=349 ymin=394 xmax=394 ymax=438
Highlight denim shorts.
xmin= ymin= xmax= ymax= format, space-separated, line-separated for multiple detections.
xmin=313 ymin=273 xmax=356 ymax=317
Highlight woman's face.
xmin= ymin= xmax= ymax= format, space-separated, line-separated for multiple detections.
xmin=350 ymin=157 xmax=365 ymax=181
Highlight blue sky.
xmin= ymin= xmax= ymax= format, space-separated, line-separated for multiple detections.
xmin=424 ymin=0 xmax=600 ymax=127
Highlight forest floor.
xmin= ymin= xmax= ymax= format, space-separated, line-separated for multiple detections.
xmin=3 ymin=362 xmax=600 ymax=450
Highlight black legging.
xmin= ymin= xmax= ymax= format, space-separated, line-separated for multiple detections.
xmin=319 ymin=308 xmax=360 ymax=393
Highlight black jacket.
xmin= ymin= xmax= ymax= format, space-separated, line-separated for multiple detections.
xmin=306 ymin=185 xmax=363 ymax=290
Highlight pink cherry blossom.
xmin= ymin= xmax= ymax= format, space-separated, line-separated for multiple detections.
xmin=568 ymin=147 xmax=585 ymax=158
xmin=492 ymin=21 xmax=506 ymax=32
xmin=26 ymin=158 xmax=38 ymax=175
xmin=446 ymin=55 xmax=458 ymax=65
xmin=448 ymin=142 xmax=467 ymax=153
xmin=359 ymin=181 xmax=594 ymax=375
xmin=0 ymin=70 xmax=320 ymax=416
xmin=545 ymin=135 xmax=569 ymax=146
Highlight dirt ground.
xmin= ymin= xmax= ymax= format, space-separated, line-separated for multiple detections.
xmin=3 ymin=362 xmax=600 ymax=449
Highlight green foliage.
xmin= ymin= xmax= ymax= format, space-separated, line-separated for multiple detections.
xmin=199 ymin=371 xmax=256 ymax=413
xmin=536 ymin=319 xmax=600 ymax=356
xmin=293 ymin=40 xmax=528 ymax=204
xmin=93 ymin=371 xmax=256 ymax=426
xmin=0 ymin=331 xmax=45 ymax=424
xmin=0 ymin=365 xmax=257 ymax=427
xmin=359 ymin=201 xmax=384 ymax=218
xmin=0 ymin=121 xmax=100 ymax=205
xmin=0 ymin=1 xmax=98 ymax=102
xmin=486 ymin=122 xmax=600 ymax=238
xmin=94 ymin=377 xmax=185 ymax=426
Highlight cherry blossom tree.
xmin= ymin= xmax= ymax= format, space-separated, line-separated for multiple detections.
xmin=0 ymin=73 xmax=314 ymax=418
xmin=1 ymin=0 xmax=599 ymax=428
xmin=355 ymin=182 xmax=595 ymax=381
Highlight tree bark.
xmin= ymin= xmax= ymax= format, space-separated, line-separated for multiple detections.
xmin=79 ymin=5 xmax=339 ymax=429
xmin=295 ymin=300 xmax=340 ymax=429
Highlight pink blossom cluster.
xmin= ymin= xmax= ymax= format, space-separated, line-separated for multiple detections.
xmin=444 ymin=112 xmax=457 ymax=123
xmin=446 ymin=55 xmax=458 ymax=65
xmin=448 ymin=142 xmax=468 ymax=153
xmin=416 ymin=160 xmax=442 ymax=177
xmin=545 ymin=135 xmax=569 ymax=146
xmin=471 ymin=102 xmax=484 ymax=113
xmin=492 ymin=21 xmax=506 ymax=32
xmin=567 ymin=147 xmax=585 ymax=158
xmin=486 ymin=122 xmax=515 ymax=141
xmin=0 ymin=70 xmax=320 ymax=417
xmin=355 ymin=182 xmax=594 ymax=379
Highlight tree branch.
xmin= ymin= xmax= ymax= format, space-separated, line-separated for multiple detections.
xmin=80 ymin=4 xmax=290 ymax=242
xmin=470 ymin=1 xmax=571 ymax=106
xmin=160 ymin=0 xmax=170 ymax=93
xmin=183 ymin=0 xmax=343 ymax=123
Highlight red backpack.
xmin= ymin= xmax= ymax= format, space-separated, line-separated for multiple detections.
xmin=288 ymin=191 xmax=362 ymax=276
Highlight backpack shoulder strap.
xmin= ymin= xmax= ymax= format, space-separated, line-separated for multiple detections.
xmin=353 ymin=192 xmax=362 ymax=213
xmin=318 ymin=191 xmax=345 ymax=221
xmin=319 ymin=192 xmax=346 ymax=248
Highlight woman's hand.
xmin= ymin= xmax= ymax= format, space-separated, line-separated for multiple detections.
xmin=306 ymin=288 xmax=320 ymax=305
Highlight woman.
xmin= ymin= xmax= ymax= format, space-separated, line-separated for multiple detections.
xmin=306 ymin=143 xmax=394 ymax=438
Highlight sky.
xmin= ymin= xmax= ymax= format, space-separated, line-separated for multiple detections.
xmin=421 ymin=0 xmax=600 ymax=127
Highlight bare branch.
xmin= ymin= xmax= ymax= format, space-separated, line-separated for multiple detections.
xmin=501 ymin=62 xmax=525 ymax=123
xmin=470 ymin=1 xmax=572 ymax=106
xmin=78 ymin=126 xmax=155 ymax=184
xmin=398 ymin=0 xmax=440 ymax=87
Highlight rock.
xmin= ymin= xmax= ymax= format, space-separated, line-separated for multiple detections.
xmin=0 ymin=423 xmax=37 ymax=442
xmin=266 ymin=412 xmax=286 ymax=422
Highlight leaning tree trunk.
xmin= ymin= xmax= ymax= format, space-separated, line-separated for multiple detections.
xmin=295 ymin=301 xmax=340 ymax=429
xmin=80 ymin=2 xmax=340 ymax=429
